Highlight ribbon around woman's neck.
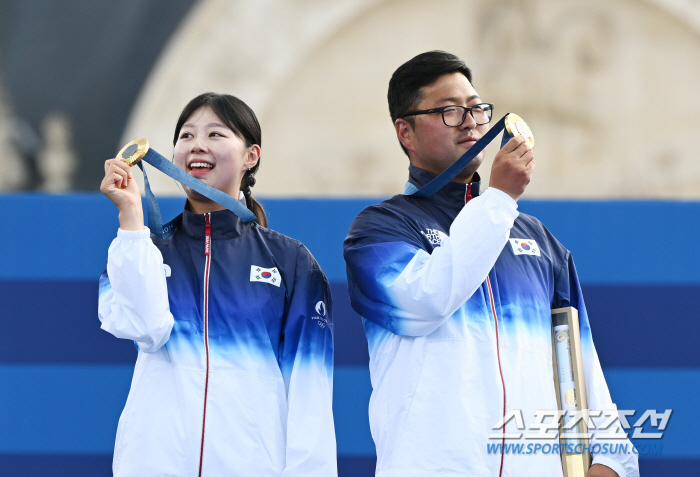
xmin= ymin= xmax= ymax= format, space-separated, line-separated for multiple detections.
xmin=403 ymin=113 xmax=534 ymax=197
xmin=117 ymin=138 xmax=257 ymax=239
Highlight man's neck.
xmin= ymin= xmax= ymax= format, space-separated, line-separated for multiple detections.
xmin=451 ymin=172 xmax=475 ymax=184
xmin=410 ymin=162 xmax=477 ymax=184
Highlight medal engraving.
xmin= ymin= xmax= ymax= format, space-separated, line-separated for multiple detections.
xmin=505 ymin=113 xmax=535 ymax=147
xmin=117 ymin=138 xmax=150 ymax=166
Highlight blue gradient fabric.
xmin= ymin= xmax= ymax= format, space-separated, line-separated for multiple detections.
xmin=98 ymin=208 xmax=336 ymax=476
xmin=344 ymin=166 xmax=638 ymax=477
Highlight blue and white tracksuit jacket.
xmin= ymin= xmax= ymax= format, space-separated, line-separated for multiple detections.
xmin=98 ymin=208 xmax=336 ymax=477
xmin=344 ymin=166 xmax=639 ymax=477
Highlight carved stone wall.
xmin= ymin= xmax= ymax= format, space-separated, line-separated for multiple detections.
xmin=0 ymin=66 xmax=27 ymax=191
xmin=123 ymin=0 xmax=700 ymax=198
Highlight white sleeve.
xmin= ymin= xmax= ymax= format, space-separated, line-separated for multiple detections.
xmin=98 ymin=227 xmax=174 ymax=352
xmin=586 ymin=354 xmax=640 ymax=477
xmin=389 ymin=187 xmax=518 ymax=336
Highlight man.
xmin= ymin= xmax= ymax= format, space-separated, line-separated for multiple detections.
xmin=343 ymin=51 xmax=639 ymax=477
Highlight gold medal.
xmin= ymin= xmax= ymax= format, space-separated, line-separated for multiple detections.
xmin=117 ymin=138 xmax=150 ymax=166
xmin=505 ymin=114 xmax=535 ymax=147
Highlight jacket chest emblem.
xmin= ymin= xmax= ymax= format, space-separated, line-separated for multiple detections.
xmin=250 ymin=265 xmax=281 ymax=287
xmin=509 ymin=238 xmax=541 ymax=256
xmin=421 ymin=228 xmax=448 ymax=246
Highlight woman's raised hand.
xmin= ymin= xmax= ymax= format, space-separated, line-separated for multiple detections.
xmin=100 ymin=158 xmax=145 ymax=231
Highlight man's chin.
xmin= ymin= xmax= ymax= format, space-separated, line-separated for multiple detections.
xmin=454 ymin=155 xmax=484 ymax=182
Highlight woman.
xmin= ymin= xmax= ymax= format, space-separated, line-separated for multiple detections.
xmin=98 ymin=93 xmax=336 ymax=477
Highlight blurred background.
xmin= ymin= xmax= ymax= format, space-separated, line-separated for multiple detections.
xmin=1 ymin=0 xmax=699 ymax=475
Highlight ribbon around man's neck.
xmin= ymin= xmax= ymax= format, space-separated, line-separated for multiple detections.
xmin=403 ymin=113 xmax=534 ymax=197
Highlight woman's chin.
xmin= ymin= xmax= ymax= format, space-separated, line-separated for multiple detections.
xmin=182 ymin=182 xmax=241 ymax=213
xmin=185 ymin=190 xmax=216 ymax=209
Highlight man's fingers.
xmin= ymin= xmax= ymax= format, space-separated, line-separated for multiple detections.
xmin=510 ymin=141 xmax=533 ymax=161
xmin=497 ymin=137 xmax=532 ymax=164
xmin=526 ymin=158 xmax=535 ymax=175
xmin=501 ymin=135 xmax=527 ymax=154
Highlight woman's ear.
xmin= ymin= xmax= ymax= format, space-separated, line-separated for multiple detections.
xmin=245 ymin=144 xmax=261 ymax=170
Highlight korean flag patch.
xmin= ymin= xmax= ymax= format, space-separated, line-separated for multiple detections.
xmin=509 ymin=238 xmax=541 ymax=256
xmin=250 ymin=265 xmax=282 ymax=287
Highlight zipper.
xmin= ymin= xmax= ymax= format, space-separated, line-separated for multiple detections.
xmin=465 ymin=183 xmax=473 ymax=203
xmin=198 ymin=213 xmax=212 ymax=477
xmin=486 ymin=276 xmax=506 ymax=477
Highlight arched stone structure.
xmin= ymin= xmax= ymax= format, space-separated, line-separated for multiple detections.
xmin=122 ymin=0 xmax=700 ymax=198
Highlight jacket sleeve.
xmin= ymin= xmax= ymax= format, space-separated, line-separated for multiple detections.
xmin=279 ymin=244 xmax=336 ymax=477
xmin=344 ymin=187 xmax=518 ymax=336
xmin=553 ymin=253 xmax=639 ymax=477
xmin=98 ymin=227 xmax=174 ymax=352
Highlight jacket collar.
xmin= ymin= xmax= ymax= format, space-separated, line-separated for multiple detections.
xmin=406 ymin=164 xmax=481 ymax=207
xmin=179 ymin=206 xmax=252 ymax=240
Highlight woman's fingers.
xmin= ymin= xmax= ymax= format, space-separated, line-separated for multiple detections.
xmin=104 ymin=159 xmax=133 ymax=188
xmin=110 ymin=166 xmax=128 ymax=189
xmin=100 ymin=172 xmax=124 ymax=195
xmin=112 ymin=171 xmax=126 ymax=188
xmin=100 ymin=159 xmax=143 ymax=229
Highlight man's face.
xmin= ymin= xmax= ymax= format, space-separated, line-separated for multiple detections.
xmin=396 ymin=72 xmax=489 ymax=182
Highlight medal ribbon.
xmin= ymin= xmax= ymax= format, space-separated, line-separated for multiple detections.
xmin=403 ymin=113 xmax=515 ymax=197
xmin=136 ymin=148 xmax=257 ymax=239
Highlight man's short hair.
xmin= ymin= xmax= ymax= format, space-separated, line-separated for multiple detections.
xmin=388 ymin=51 xmax=472 ymax=156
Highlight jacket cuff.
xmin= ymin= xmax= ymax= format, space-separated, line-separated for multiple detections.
xmin=117 ymin=227 xmax=150 ymax=240
xmin=482 ymin=187 xmax=518 ymax=210
xmin=592 ymin=455 xmax=627 ymax=477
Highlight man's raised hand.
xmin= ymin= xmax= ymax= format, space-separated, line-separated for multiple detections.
xmin=488 ymin=135 xmax=535 ymax=202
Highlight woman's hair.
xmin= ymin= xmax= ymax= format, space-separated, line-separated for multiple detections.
xmin=173 ymin=92 xmax=268 ymax=227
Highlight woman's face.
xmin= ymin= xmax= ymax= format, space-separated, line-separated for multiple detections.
xmin=173 ymin=106 xmax=259 ymax=201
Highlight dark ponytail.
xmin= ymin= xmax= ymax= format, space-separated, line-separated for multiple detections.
xmin=174 ymin=92 xmax=268 ymax=226
xmin=240 ymin=167 xmax=267 ymax=228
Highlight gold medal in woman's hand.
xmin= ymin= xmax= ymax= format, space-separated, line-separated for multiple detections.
xmin=117 ymin=138 xmax=150 ymax=166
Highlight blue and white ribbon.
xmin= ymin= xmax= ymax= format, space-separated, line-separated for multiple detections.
xmin=136 ymin=148 xmax=257 ymax=238
xmin=403 ymin=114 xmax=515 ymax=197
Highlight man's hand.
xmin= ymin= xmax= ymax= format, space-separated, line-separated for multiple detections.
xmin=100 ymin=158 xmax=144 ymax=231
xmin=586 ymin=463 xmax=619 ymax=477
xmin=488 ymin=135 xmax=534 ymax=202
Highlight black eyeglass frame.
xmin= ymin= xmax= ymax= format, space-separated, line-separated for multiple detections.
xmin=402 ymin=103 xmax=495 ymax=126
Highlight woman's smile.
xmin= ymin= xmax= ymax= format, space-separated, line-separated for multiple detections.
xmin=188 ymin=159 xmax=215 ymax=178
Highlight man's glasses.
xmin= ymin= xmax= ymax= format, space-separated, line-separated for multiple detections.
xmin=402 ymin=103 xmax=494 ymax=127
